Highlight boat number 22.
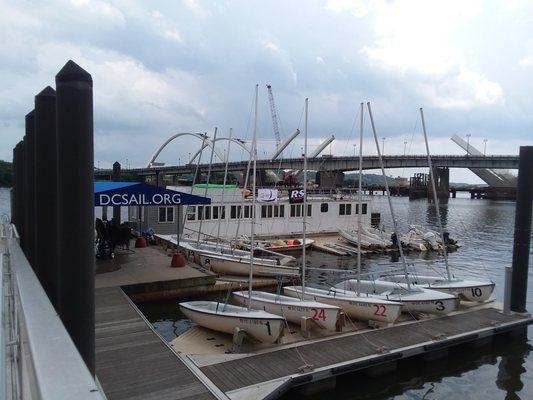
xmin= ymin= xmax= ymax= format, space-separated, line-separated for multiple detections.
xmin=373 ymin=305 xmax=387 ymax=316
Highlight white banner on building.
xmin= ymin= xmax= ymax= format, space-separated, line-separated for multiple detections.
xmin=257 ymin=188 xmax=278 ymax=203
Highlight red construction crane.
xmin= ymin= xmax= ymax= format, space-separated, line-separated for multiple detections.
xmin=266 ymin=84 xmax=281 ymax=146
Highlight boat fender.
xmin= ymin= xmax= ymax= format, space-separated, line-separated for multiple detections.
xmin=171 ymin=252 xmax=185 ymax=268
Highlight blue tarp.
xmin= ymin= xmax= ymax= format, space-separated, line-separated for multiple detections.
xmin=94 ymin=181 xmax=211 ymax=206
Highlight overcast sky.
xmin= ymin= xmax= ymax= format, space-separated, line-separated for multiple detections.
xmin=2 ymin=0 xmax=533 ymax=183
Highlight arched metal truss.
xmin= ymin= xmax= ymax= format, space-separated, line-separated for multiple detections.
xmin=188 ymin=137 xmax=252 ymax=164
xmin=147 ymin=132 xmax=225 ymax=168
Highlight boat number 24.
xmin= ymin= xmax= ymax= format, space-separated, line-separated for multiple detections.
xmin=311 ymin=308 xmax=326 ymax=321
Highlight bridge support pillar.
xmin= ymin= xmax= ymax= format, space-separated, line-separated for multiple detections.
xmin=316 ymin=171 xmax=344 ymax=188
xmin=429 ymin=167 xmax=450 ymax=200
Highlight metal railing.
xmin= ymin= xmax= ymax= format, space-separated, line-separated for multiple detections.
xmin=1 ymin=223 xmax=104 ymax=400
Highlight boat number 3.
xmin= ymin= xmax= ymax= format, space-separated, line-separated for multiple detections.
xmin=471 ymin=287 xmax=482 ymax=297
xmin=435 ymin=301 xmax=445 ymax=311
xmin=373 ymin=305 xmax=387 ymax=316
xmin=311 ymin=308 xmax=326 ymax=321
xmin=265 ymin=321 xmax=271 ymax=336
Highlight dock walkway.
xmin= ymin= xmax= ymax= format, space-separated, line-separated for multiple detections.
xmin=196 ymin=307 xmax=531 ymax=399
xmin=95 ymin=286 xmax=219 ymax=400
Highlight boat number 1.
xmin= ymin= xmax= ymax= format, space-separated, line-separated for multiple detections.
xmin=265 ymin=321 xmax=271 ymax=336
xmin=311 ymin=308 xmax=326 ymax=321
xmin=373 ymin=305 xmax=387 ymax=316
xmin=471 ymin=287 xmax=482 ymax=297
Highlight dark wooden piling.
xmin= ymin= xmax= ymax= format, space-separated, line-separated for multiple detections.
xmin=112 ymin=161 xmax=121 ymax=224
xmin=17 ymin=141 xmax=26 ymax=247
xmin=23 ymin=110 xmax=36 ymax=265
xmin=510 ymin=146 xmax=533 ymax=313
xmin=11 ymin=143 xmax=22 ymax=229
xmin=34 ymin=86 xmax=59 ymax=308
xmin=56 ymin=60 xmax=95 ymax=375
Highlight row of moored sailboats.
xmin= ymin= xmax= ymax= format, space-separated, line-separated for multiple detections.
xmin=179 ymin=94 xmax=495 ymax=344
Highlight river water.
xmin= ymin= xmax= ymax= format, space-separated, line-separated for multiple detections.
xmin=1 ymin=187 xmax=531 ymax=399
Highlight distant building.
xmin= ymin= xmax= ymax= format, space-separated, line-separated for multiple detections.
xmin=394 ymin=176 xmax=408 ymax=187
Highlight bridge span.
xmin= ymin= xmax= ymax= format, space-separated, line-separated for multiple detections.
xmin=95 ymin=154 xmax=519 ymax=179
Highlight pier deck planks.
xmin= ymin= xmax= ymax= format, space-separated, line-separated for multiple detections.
xmin=199 ymin=308 xmax=530 ymax=393
xmin=95 ymin=287 xmax=216 ymax=400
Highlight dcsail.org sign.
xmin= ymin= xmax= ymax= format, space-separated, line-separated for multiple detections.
xmin=98 ymin=193 xmax=182 ymax=206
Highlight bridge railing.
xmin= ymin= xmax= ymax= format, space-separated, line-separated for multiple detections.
xmin=1 ymin=223 xmax=104 ymax=400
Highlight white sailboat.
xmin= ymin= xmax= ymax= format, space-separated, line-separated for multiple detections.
xmin=232 ymin=290 xmax=340 ymax=331
xmin=283 ymin=285 xmax=402 ymax=323
xmin=285 ymin=103 xmax=403 ymax=324
xmin=179 ymin=301 xmax=284 ymax=343
xmin=179 ymin=86 xmax=287 ymax=343
xmin=334 ymin=102 xmax=458 ymax=316
xmin=233 ymin=98 xmax=341 ymax=331
xmin=378 ymin=108 xmax=495 ymax=302
xmin=332 ymin=279 xmax=458 ymax=315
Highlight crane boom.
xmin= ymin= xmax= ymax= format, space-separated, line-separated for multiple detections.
xmin=266 ymin=84 xmax=281 ymax=146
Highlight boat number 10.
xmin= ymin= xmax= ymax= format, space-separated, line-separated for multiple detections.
xmin=471 ymin=287 xmax=482 ymax=297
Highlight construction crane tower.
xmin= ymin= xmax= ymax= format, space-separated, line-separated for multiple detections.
xmin=266 ymin=84 xmax=281 ymax=146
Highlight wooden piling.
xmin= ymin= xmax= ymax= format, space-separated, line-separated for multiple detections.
xmin=56 ymin=60 xmax=95 ymax=375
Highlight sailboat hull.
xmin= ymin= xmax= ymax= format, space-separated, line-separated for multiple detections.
xmin=232 ymin=291 xmax=340 ymax=331
xmin=179 ymin=301 xmax=284 ymax=343
xmin=283 ymin=286 xmax=402 ymax=324
xmin=335 ymin=279 xmax=459 ymax=315
xmin=198 ymin=253 xmax=298 ymax=277
xmin=382 ymin=275 xmax=495 ymax=302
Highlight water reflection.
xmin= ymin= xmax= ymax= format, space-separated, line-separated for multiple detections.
xmin=282 ymin=331 xmax=532 ymax=400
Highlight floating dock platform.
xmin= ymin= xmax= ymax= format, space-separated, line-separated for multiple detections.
xmin=94 ymin=282 xmax=532 ymax=400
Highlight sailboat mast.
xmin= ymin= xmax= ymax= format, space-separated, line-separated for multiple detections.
xmin=419 ymin=108 xmax=452 ymax=282
xmin=248 ymin=84 xmax=259 ymax=311
xmin=366 ymin=102 xmax=411 ymax=290
xmin=197 ymin=127 xmax=218 ymax=245
xmin=216 ymin=128 xmax=233 ymax=250
xmin=356 ymin=102 xmax=364 ymax=295
xmin=302 ymin=98 xmax=309 ymax=297
xmin=180 ymin=133 xmax=208 ymax=242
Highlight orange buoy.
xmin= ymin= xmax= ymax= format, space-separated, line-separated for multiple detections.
xmin=171 ymin=252 xmax=186 ymax=268
xmin=135 ymin=237 xmax=147 ymax=248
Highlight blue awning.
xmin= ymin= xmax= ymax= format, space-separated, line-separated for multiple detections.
xmin=94 ymin=181 xmax=211 ymax=206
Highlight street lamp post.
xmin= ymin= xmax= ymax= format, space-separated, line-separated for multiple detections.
xmin=382 ymin=137 xmax=386 ymax=155
xmin=403 ymin=141 xmax=407 ymax=156
xmin=466 ymin=134 xmax=471 ymax=155
xmin=353 ymin=143 xmax=357 ymax=157
xmin=483 ymin=139 xmax=488 ymax=155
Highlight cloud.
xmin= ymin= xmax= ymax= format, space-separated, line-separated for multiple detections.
xmin=329 ymin=0 xmax=504 ymax=110
xmin=0 ymin=0 xmax=532 ymax=184
xmin=519 ymin=55 xmax=533 ymax=67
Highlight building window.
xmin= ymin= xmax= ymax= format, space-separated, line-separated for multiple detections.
xmin=290 ymin=204 xmax=311 ymax=218
xmin=158 ymin=206 xmax=174 ymax=223
xmin=186 ymin=206 xmax=195 ymax=221
xmin=261 ymin=204 xmax=285 ymax=219
xmin=320 ymin=203 xmax=328 ymax=213
xmin=231 ymin=205 xmax=254 ymax=219
xmin=339 ymin=203 xmax=352 ymax=216
xmin=355 ymin=203 xmax=368 ymax=215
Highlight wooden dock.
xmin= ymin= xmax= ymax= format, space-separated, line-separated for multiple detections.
xmin=193 ymin=307 xmax=532 ymax=399
xmin=95 ymin=286 xmax=220 ymax=400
